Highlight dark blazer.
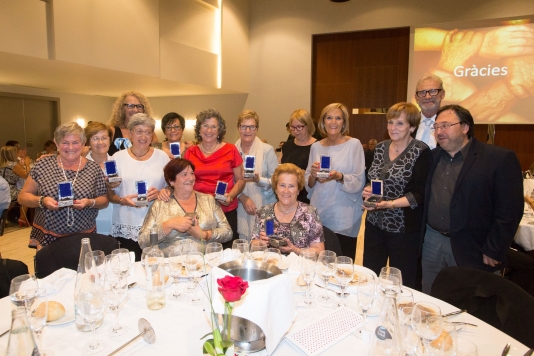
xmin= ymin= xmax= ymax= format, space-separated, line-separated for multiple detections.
xmin=422 ymin=138 xmax=523 ymax=271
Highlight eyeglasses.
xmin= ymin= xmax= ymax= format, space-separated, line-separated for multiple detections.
xmin=201 ymin=124 xmax=219 ymax=131
xmin=239 ymin=125 xmax=257 ymax=131
xmin=415 ymin=89 xmax=443 ymax=98
xmin=432 ymin=122 xmax=461 ymax=131
xmin=90 ymin=136 xmax=110 ymax=142
xmin=123 ymin=103 xmax=145 ymax=110
xmin=164 ymin=125 xmax=183 ymax=132
xmin=132 ymin=129 xmax=153 ymax=136
xmin=289 ymin=125 xmax=306 ymax=132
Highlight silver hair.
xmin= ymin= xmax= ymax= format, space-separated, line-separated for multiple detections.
xmin=127 ymin=113 xmax=155 ymax=131
xmin=54 ymin=122 xmax=86 ymax=144
xmin=416 ymin=74 xmax=444 ymax=90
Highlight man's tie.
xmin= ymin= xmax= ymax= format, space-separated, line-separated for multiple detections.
xmin=421 ymin=118 xmax=432 ymax=144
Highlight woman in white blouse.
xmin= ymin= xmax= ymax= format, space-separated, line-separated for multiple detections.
xmin=305 ymin=103 xmax=365 ymax=257
xmin=235 ymin=110 xmax=278 ymax=240
xmin=107 ymin=113 xmax=169 ymax=260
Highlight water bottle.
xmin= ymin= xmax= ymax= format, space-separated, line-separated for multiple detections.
xmin=6 ymin=309 xmax=40 ymax=356
xmin=368 ymin=288 xmax=402 ymax=356
xmin=74 ymin=238 xmax=104 ymax=331
xmin=145 ymin=224 xmax=166 ymax=310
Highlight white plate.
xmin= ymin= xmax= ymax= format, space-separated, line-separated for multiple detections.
xmin=47 ymin=302 xmax=75 ymax=326
xmin=328 ymin=265 xmax=377 ymax=287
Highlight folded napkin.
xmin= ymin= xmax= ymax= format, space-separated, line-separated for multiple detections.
xmin=205 ymin=266 xmax=296 ymax=354
xmin=286 ymin=252 xmax=301 ymax=275
xmin=39 ymin=268 xmax=76 ymax=295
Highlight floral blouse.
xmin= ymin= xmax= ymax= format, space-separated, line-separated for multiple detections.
xmin=251 ymin=202 xmax=324 ymax=248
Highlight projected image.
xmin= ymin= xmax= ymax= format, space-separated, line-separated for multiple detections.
xmin=411 ymin=17 xmax=534 ymax=123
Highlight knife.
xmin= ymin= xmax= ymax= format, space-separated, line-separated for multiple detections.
xmin=523 ymin=349 xmax=533 ymax=356
xmin=442 ymin=309 xmax=466 ymax=318
xmin=502 ymin=343 xmax=511 ymax=356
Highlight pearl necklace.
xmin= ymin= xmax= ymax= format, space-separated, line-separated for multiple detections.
xmin=130 ymin=147 xmax=150 ymax=160
xmin=277 ymin=202 xmax=298 ymax=214
xmin=200 ymin=141 xmax=219 ymax=154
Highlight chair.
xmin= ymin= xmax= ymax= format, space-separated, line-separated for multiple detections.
xmin=34 ymin=233 xmax=119 ymax=279
xmin=0 ymin=258 xmax=29 ymax=298
xmin=431 ymin=266 xmax=534 ymax=348
xmin=0 ymin=208 xmax=7 ymax=236
xmin=323 ymin=226 xmax=343 ymax=256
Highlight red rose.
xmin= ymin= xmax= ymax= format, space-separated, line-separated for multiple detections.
xmin=217 ymin=275 xmax=249 ymax=302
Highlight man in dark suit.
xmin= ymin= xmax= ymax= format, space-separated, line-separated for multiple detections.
xmin=421 ymin=104 xmax=523 ymax=294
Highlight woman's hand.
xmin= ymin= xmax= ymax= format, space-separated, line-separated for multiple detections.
xmin=310 ymin=162 xmax=320 ymax=178
xmin=239 ymin=195 xmax=257 ymax=215
xmin=120 ymin=194 xmax=138 ymax=207
xmin=147 ymin=187 xmax=159 ymax=202
xmin=105 ymin=177 xmax=121 ymax=190
xmin=258 ymin=231 xmax=270 ymax=244
xmin=42 ymin=196 xmax=59 ymax=211
xmin=279 ymin=238 xmax=298 ymax=254
xmin=73 ymin=198 xmax=93 ymax=210
xmin=218 ymin=193 xmax=233 ymax=207
xmin=167 ymin=216 xmax=194 ymax=233
xmin=362 ymin=185 xmax=372 ymax=199
xmin=362 ymin=200 xmax=389 ymax=211
xmin=317 ymin=169 xmax=341 ymax=183
xmin=158 ymin=187 xmax=172 ymax=202
xmin=244 ymin=172 xmax=260 ymax=183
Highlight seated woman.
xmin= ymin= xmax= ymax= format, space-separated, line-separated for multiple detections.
xmin=1 ymin=146 xmax=30 ymax=226
xmin=251 ymin=163 xmax=325 ymax=255
xmin=138 ymin=158 xmax=232 ymax=255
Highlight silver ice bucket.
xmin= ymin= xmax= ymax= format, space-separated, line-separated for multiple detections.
xmin=216 ymin=259 xmax=282 ymax=352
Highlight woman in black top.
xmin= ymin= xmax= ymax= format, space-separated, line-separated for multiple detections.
xmin=280 ymin=109 xmax=318 ymax=203
xmin=107 ymin=91 xmax=158 ymax=156
xmin=362 ymin=102 xmax=432 ymax=289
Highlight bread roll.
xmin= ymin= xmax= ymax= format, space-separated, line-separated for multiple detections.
xmin=34 ymin=301 xmax=65 ymax=322
xmin=430 ymin=331 xmax=453 ymax=351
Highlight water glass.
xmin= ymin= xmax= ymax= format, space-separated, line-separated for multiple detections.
xmin=263 ymin=248 xmax=282 ymax=266
xmin=168 ymin=245 xmax=184 ymax=300
xmin=85 ymin=250 xmax=106 ymax=285
xmin=111 ymin=248 xmax=131 ymax=277
xmin=317 ymin=250 xmax=336 ymax=304
xmin=27 ymin=288 xmax=53 ymax=356
xmin=76 ymin=286 xmax=106 ymax=354
xmin=249 ymin=240 xmax=268 ymax=262
xmin=411 ymin=301 xmax=442 ymax=355
xmin=185 ymin=251 xmax=206 ymax=305
xmin=454 ymin=337 xmax=478 ymax=356
xmin=9 ymin=274 xmax=39 ymax=309
xmin=102 ymin=273 xmax=128 ymax=336
xmin=299 ymin=249 xmax=317 ymax=308
xmin=334 ymin=256 xmax=354 ymax=307
xmin=232 ymin=239 xmax=250 ymax=262
xmin=205 ymin=242 xmax=223 ymax=268
xmin=357 ymin=272 xmax=375 ymax=330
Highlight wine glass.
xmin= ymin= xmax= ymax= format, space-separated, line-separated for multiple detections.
xmin=76 ymin=286 xmax=106 ymax=354
xmin=334 ymin=256 xmax=354 ymax=307
xmin=397 ymin=287 xmax=413 ymax=310
xmin=167 ymin=245 xmax=183 ymax=300
xmin=185 ymin=251 xmax=206 ymax=305
xmin=299 ymin=249 xmax=317 ymax=308
xmin=205 ymin=242 xmax=223 ymax=268
xmin=422 ymin=316 xmax=451 ymax=356
xmin=180 ymin=240 xmax=198 ymax=293
xmin=263 ymin=248 xmax=282 ymax=266
xmin=232 ymin=239 xmax=249 ymax=262
xmin=454 ymin=337 xmax=478 ymax=356
xmin=85 ymin=250 xmax=106 ymax=285
xmin=27 ymin=288 xmax=53 ymax=356
xmin=317 ymin=250 xmax=336 ymax=304
xmin=379 ymin=266 xmax=402 ymax=294
xmin=411 ymin=301 xmax=442 ymax=355
xmin=111 ymin=248 xmax=131 ymax=277
xmin=399 ymin=306 xmax=420 ymax=356
xmin=102 ymin=273 xmax=128 ymax=337
xmin=357 ymin=272 xmax=376 ymax=331
xmin=9 ymin=274 xmax=39 ymax=309
xmin=249 ymin=240 xmax=268 ymax=262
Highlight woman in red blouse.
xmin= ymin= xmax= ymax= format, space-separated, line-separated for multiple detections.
xmin=184 ymin=108 xmax=245 ymax=248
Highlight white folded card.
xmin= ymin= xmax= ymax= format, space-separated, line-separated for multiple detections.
xmin=285 ymin=306 xmax=363 ymax=356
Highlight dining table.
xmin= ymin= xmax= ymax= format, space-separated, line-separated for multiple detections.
xmin=0 ymin=255 xmax=530 ymax=356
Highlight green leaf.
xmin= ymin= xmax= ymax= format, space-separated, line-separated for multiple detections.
xmin=221 ymin=340 xmax=233 ymax=349
xmin=203 ymin=340 xmax=216 ymax=356
xmin=199 ymin=331 xmax=214 ymax=340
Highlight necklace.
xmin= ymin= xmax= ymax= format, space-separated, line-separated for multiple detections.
xmin=130 ymin=147 xmax=151 ymax=160
xmin=59 ymin=156 xmax=82 ymax=227
xmin=277 ymin=202 xmax=298 ymax=214
xmin=392 ymin=138 xmax=412 ymax=153
xmin=200 ymin=141 xmax=219 ymax=154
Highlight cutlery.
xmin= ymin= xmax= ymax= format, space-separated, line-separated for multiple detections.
xmin=442 ymin=309 xmax=466 ymax=318
xmin=0 ymin=329 xmax=9 ymax=337
xmin=315 ymin=283 xmax=344 ymax=296
xmin=502 ymin=343 xmax=511 ymax=356
xmin=452 ymin=321 xmax=478 ymax=327
xmin=524 ymin=349 xmax=533 ymax=356
xmin=127 ymin=282 xmax=137 ymax=289
xmin=108 ymin=318 xmax=155 ymax=356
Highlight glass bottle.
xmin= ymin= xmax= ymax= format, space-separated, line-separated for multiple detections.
xmin=368 ymin=289 xmax=402 ymax=356
xmin=6 ymin=309 xmax=40 ymax=356
xmin=145 ymin=224 xmax=166 ymax=310
xmin=74 ymin=238 xmax=103 ymax=331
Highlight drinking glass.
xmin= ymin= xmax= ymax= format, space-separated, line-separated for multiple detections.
xmin=422 ymin=316 xmax=452 ymax=356
xmin=357 ymin=272 xmax=376 ymax=330
xmin=232 ymin=239 xmax=250 ymax=262
xmin=454 ymin=337 xmax=478 ymax=356
xmin=27 ymin=288 xmax=53 ymax=356
xmin=168 ymin=245 xmax=183 ymax=300
xmin=411 ymin=301 xmax=442 ymax=355
xmin=299 ymin=249 xmax=317 ymax=308
xmin=185 ymin=251 xmax=206 ymax=305
xmin=263 ymin=248 xmax=282 ymax=266
xmin=102 ymin=273 xmax=128 ymax=336
xmin=205 ymin=242 xmax=223 ymax=268
xmin=111 ymin=248 xmax=131 ymax=277
xmin=9 ymin=274 xmax=39 ymax=309
xmin=249 ymin=240 xmax=268 ymax=262
xmin=180 ymin=240 xmax=198 ymax=293
xmin=334 ymin=256 xmax=354 ymax=307
xmin=397 ymin=288 xmax=414 ymax=311
xmin=399 ymin=306 xmax=419 ymax=355
xmin=317 ymin=250 xmax=336 ymax=304
xmin=76 ymin=286 xmax=106 ymax=354
xmin=85 ymin=250 xmax=106 ymax=285
xmin=379 ymin=266 xmax=402 ymax=291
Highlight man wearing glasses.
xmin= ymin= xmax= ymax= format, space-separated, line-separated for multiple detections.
xmin=414 ymin=75 xmax=446 ymax=149
xmin=421 ymin=104 xmax=523 ymax=294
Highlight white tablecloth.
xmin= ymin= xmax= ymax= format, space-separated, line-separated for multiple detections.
xmin=524 ymin=179 xmax=534 ymax=196
xmin=0 ymin=262 xmax=529 ymax=356
xmin=515 ymin=215 xmax=534 ymax=251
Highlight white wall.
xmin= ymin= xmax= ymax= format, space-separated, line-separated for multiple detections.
xmin=247 ymin=0 xmax=534 ymax=146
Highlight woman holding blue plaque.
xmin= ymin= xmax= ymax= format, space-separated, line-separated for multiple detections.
xmin=18 ymin=122 xmax=108 ymax=249
xmin=235 ymin=110 xmax=278 ymax=240
xmin=305 ymin=103 xmax=366 ymax=258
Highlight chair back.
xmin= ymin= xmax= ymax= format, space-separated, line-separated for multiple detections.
xmin=34 ymin=233 xmax=119 ymax=279
xmin=323 ymin=226 xmax=343 ymax=256
xmin=431 ymin=266 xmax=534 ymax=348
xmin=0 ymin=259 xmax=29 ymax=298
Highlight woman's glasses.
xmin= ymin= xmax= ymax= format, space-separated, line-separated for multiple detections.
xmin=123 ymin=103 xmax=145 ymax=110
xmin=164 ymin=125 xmax=183 ymax=132
xmin=289 ymin=125 xmax=306 ymax=131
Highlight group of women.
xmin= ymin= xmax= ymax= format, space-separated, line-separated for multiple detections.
xmin=15 ymin=89 xmax=431 ymax=289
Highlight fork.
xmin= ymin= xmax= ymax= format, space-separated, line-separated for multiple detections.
xmin=314 ymin=283 xmax=344 ymax=296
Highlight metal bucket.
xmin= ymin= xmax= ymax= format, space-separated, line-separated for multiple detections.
xmin=216 ymin=259 xmax=282 ymax=352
